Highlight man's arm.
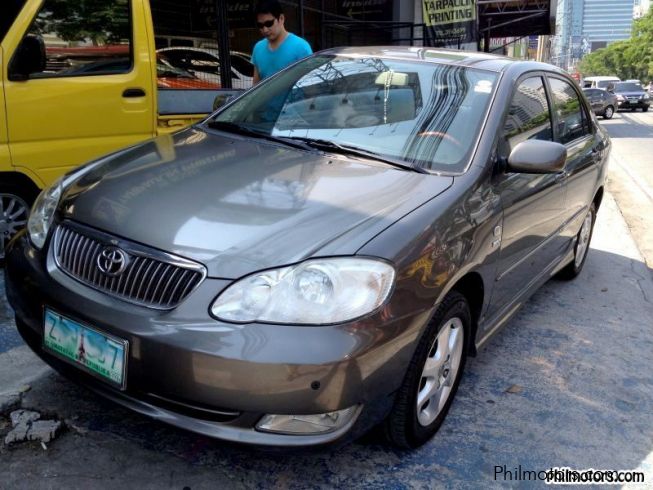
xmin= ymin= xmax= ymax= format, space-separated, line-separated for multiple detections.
xmin=253 ymin=66 xmax=261 ymax=85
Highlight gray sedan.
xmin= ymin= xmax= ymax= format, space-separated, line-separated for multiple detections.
xmin=4 ymin=47 xmax=610 ymax=449
xmin=582 ymin=87 xmax=618 ymax=119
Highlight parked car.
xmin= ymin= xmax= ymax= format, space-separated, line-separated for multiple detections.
xmin=613 ymin=82 xmax=651 ymax=112
xmin=5 ymin=47 xmax=610 ymax=449
xmin=157 ymin=47 xmax=254 ymax=90
xmin=582 ymin=88 xmax=618 ymax=119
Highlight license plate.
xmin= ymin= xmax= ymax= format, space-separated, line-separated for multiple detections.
xmin=43 ymin=309 xmax=128 ymax=389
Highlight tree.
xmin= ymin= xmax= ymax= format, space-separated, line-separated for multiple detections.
xmin=32 ymin=0 xmax=130 ymax=45
xmin=578 ymin=10 xmax=653 ymax=82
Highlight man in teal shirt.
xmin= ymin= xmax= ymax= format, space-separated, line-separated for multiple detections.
xmin=252 ymin=0 xmax=312 ymax=83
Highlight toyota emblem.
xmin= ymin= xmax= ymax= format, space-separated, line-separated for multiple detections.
xmin=97 ymin=246 xmax=129 ymax=276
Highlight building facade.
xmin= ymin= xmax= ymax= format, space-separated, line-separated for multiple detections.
xmin=552 ymin=0 xmax=635 ymax=71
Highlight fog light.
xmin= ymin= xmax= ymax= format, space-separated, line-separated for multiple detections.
xmin=255 ymin=406 xmax=359 ymax=435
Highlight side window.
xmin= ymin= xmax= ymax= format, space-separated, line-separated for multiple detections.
xmin=502 ymin=76 xmax=553 ymax=155
xmin=14 ymin=0 xmax=131 ymax=79
xmin=549 ymin=78 xmax=590 ymax=144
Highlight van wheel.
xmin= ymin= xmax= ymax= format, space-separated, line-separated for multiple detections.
xmin=643 ymin=106 xmax=649 ymax=112
xmin=0 ymin=184 xmax=37 ymax=263
xmin=384 ymin=291 xmax=470 ymax=448
xmin=602 ymin=106 xmax=614 ymax=119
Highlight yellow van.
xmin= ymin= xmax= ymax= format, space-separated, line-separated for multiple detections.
xmin=1 ymin=0 xmax=239 ymax=259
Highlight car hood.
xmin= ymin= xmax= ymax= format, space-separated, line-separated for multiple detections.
xmin=61 ymin=128 xmax=453 ymax=278
xmin=616 ymin=91 xmax=646 ymax=97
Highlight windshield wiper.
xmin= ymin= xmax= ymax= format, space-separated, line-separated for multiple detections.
xmin=206 ymin=121 xmax=312 ymax=151
xmin=286 ymin=137 xmax=424 ymax=173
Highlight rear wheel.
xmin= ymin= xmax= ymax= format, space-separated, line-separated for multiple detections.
xmin=384 ymin=291 xmax=470 ymax=448
xmin=0 ymin=184 xmax=37 ymax=263
xmin=557 ymin=203 xmax=596 ymax=280
xmin=602 ymin=105 xmax=614 ymax=119
xmin=643 ymin=106 xmax=649 ymax=112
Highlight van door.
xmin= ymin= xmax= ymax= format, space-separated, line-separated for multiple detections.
xmin=0 ymin=48 xmax=9 ymax=173
xmin=3 ymin=0 xmax=155 ymax=186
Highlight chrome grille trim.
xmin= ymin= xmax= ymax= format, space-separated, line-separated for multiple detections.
xmin=53 ymin=221 xmax=206 ymax=310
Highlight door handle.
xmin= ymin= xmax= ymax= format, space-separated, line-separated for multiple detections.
xmin=123 ymin=88 xmax=146 ymax=98
xmin=555 ymin=172 xmax=568 ymax=182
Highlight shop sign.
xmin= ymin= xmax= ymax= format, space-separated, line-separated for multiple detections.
xmin=422 ymin=0 xmax=477 ymax=46
xmin=337 ymin=0 xmax=393 ymax=22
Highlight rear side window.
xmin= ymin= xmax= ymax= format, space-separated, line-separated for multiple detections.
xmin=502 ymin=76 xmax=553 ymax=154
xmin=17 ymin=0 xmax=132 ymax=79
xmin=548 ymin=78 xmax=590 ymax=144
xmin=0 ymin=0 xmax=27 ymax=43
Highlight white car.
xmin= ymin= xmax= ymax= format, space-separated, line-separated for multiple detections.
xmin=157 ymin=47 xmax=253 ymax=90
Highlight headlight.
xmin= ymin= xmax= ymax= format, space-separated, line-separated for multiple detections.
xmin=617 ymin=94 xmax=625 ymax=101
xmin=643 ymin=94 xmax=650 ymax=100
xmin=27 ymin=177 xmax=64 ymax=249
xmin=211 ymin=257 xmax=395 ymax=324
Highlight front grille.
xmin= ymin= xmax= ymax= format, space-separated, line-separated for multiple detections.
xmin=53 ymin=222 xmax=205 ymax=309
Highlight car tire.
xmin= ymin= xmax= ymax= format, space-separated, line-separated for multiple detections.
xmin=643 ymin=106 xmax=649 ymax=112
xmin=602 ymin=106 xmax=614 ymax=119
xmin=557 ymin=202 xmax=596 ymax=280
xmin=0 ymin=183 xmax=37 ymax=264
xmin=384 ymin=291 xmax=470 ymax=448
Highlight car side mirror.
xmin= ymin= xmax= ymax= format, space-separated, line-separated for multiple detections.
xmin=507 ymin=140 xmax=567 ymax=174
xmin=9 ymin=34 xmax=46 ymax=81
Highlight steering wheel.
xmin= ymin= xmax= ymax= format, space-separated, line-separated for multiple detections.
xmin=417 ymin=131 xmax=463 ymax=149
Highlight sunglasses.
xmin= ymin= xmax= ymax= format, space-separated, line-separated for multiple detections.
xmin=256 ymin=19 xmax=276 ymax=29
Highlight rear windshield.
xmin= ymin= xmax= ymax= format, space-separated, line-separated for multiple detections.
xmin=0 ymin=0 xmax=26 ymax=43
xmin=614 ymin=82 xmax=643 ymax=92
xmin=212 ymin=55 xmax=499 ymax=173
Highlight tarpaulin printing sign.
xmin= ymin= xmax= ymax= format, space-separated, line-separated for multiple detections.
xmin=422 ymin=0 xmax=477 ymax=46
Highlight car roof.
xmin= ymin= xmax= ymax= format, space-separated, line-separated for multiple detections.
xmin=317 ymin=46 xmax=567 ymax=75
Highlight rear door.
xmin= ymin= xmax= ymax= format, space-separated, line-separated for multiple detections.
xmin=584 ymin=89 xmax=602 ymax=113
xmin=3 ymin=0 xmax=155 ymax=186
xmin=547 ymin=76 xmax=598 ymax=234
xmin=488 ymin=74 xmax=568 ymax=318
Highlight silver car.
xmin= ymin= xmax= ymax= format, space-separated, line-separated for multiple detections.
xmin=5 ymin=47 xmax=610 ymax=448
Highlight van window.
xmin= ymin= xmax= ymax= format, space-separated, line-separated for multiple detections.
xmin=15 ymin=0 xmax=132 ymax=79
xmin=0 ymin=0 xmax=27 ymax=43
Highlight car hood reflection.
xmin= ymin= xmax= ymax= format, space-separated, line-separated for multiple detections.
xmin=62 ymin=129 xmax=454 ymax=277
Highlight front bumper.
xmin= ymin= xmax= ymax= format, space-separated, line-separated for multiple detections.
xmin=617 ymin=99 xmax=650 ymax=110
xmin=5 ymin=231 xmax=431 ymax=446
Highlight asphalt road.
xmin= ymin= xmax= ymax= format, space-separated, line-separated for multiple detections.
xmin=1 ymin=113 xmax=653 ymax=489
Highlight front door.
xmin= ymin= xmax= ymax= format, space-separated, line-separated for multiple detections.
xmin=487 ymin=75 xmax=568 ymax=320
xmin=3 ymin=0 xmax=155 ymax=186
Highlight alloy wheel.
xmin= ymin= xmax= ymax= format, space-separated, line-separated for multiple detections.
xmin=604 ymin=106 xmax=614 ymax=119
xmin=574 ymin=210 xmax=593 ymax=268
xmin=416 ymin=317 xmax=464 ymax=427
xmin=0 ymin=193 xmax=30 ymax=260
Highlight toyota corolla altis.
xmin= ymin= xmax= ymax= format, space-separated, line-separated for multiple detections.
xmin=5 ymin=47 xmax=610 ymax=448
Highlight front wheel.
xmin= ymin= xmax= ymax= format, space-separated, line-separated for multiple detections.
xmin=557 ymin=202 xmax=596 ymax=280
xmin=602 ymin=105 xmax=614 ymax=119
xmin=642 ymin=106 xmax=649 ymax=112
xmin=0 ymin=184 xmax=37 ymax=263
xmin=384 ymin=291 xmax=470 ymax=448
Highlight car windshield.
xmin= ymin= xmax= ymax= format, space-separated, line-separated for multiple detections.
xmin=210 ymin=55 xmax=498 ymax=173
xmin=614 ymin=82 xmax=643 ymax=92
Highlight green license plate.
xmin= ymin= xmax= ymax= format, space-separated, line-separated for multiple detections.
xmin=43 ymin=309 xmax=128 ymax=389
